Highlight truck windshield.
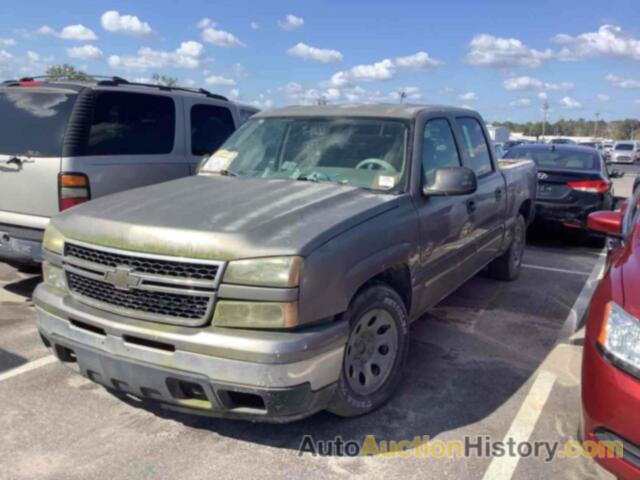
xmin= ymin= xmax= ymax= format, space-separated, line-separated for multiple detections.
xmin=504 ymin=147 xmax=598 ymax=170
xmin=200 ymin=117 xmax=409 ymax=192
xmin=0 ymin=89 xmax=78 ymax=157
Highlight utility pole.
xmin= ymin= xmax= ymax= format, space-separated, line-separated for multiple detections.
xmin=593 ymin=112 xmax=600 ymax=138
xmin=399 ymin=90 xmax=407 ymax=104
xmin=541 ymin=101 xmax=549 ymax=141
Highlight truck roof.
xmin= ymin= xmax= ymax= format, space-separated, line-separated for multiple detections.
xmin=254 ymin=103 xmax=477 ymax=120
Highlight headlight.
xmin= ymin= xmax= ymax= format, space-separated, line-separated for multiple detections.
xmin=599 ymin=302 xmax=640 ymax=375
xmin=42 ymin=261 xmax=67 ymax=292
xmin=223 ymin=256 xmax=302 ymax=288
xmin=213 ymin=300 xmax=298 ymax=328
xmin=43 ymin=223 xmax=65 ymax=254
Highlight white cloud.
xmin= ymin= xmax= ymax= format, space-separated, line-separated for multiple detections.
xmin=466 ymin=33 xmax=553 ymax=68
xmin=510 ymin=98 xmax=532 ymax=107
xmin=606 ymin=74 xmax=640 ymax=89
xmin=597 ymin=94 xmax=611 ymax=102
xmin=101 ymin=11 xmax=153 ymax=36
xmin=200 ymin=26 xmax=245 ymax=48
xmin=287 ymin=42 xmax=343 ymax=63
xmin=0 ymin=49 xmax=53 ymax=79
xmin=38 ymin=24 xmax=97 ymax=41
xmin=553 ymin=25 xmax=640 ymax=61
xmin=204 ymin=75 xmax=236 ymax=86
xmin=229 ymin=88 xmax=240 ymax=100
xmin=503 ymin=76 xmax=574 ymax=91
xmin=459 ymin=91 xmax=476 ymax=101
xmin=560 ymin=96 xmax=582 ymax=109
xmin=250 ymin=21 xmax=259 ymax=30
xmin=538 ymin=92 xmax=548 ymax=100
xmin=197 ymin=18 xmax=214 ymax=29
xmin=252 ymin=93 xmax=273 ymax=109
xmin=66 ymin=44 xmax=103 ymax=60
xmin=278 ymin=14 xmax=304 ymax=31
xmin=391 ymin=86 xmax=424 ymax=101
xmin=328 ymin=51 xmax=440 ymax=86
xmin=108 ymin=41 xmax=204 ymax=70
xmin=0 ymin=38 xmax=15 ymax=47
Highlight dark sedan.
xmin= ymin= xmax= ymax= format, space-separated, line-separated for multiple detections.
xmin=504 ymin=144 xmax=623 ymax=232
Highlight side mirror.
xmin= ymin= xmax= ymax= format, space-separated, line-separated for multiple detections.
xmin=610 ymin=169 xmax=625 ymax=179
xmin=587 ymin=211 xmax=623 ymax=238
xmin=423 ymin=167 xmax=478 ymax=196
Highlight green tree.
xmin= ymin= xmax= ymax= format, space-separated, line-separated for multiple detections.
xmin=45 ymin=64 xmax=92 ymax=81
xmin=151 ymin=73 xmax=178 ymax=87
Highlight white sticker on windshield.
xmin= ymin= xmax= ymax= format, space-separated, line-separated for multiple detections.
xmin=200 ymin=150 xmax=238 ymax=173
xmin=378 ymin=175 xmax=396 ymax=189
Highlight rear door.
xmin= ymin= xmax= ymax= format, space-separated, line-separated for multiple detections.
xmin=182 ymin=98 xmax=237 ymax=174
xmin=62 ymin=90 xmax=190 ymax=200
xmin=454 ymin=116 xmax=507 ymax=269
xmin=0 ymin=86 xmax=77 ymax=218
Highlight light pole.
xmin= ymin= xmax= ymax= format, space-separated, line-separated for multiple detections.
xmin=542 ymin=101 xmax=549 ymax=141
xmin=399 ymin=90 xmax=407 ymax=104
xmin=593 ymin=112 xmax=600 ymax=138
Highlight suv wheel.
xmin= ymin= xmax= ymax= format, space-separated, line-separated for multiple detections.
xmin=486 ymin=213 xmax=526 ymax=281
xmin=327 ymin=283 xmax=409 ymax=417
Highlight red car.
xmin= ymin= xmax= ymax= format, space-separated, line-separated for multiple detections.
xmin=582 ymin=189 xmax=640 ymax=479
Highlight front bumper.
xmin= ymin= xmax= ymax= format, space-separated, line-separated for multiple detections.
xmin=35 ymin=284 xmax=347 ymax=422
xmin=582 ymin=340 xmax=640 ymax=479
xmin=0 ymin=227 xmax=44 ymax=265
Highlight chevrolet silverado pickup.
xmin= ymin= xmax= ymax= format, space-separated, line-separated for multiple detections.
xmin=34 ymin=104 xmax=536 ymax=422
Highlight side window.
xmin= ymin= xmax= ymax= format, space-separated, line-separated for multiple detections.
xmin=456 ymin=117 xmax=493 ymax=176
xmin=87 ymin=92 xmax=175 ymax=156
xmin=422 ymin=118 xmax=461 ymax=186
xmin=190 ymin=105 xmax=236 ymax=156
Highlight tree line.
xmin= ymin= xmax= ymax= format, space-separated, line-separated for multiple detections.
xmin=492 ymin=118 xmax=640 ymax=141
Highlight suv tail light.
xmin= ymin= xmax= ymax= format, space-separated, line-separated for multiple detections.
xmin=59 ymin=173 xmax=91 ymax=211
xmin=567 ymin=179 xmax=611 ymax=194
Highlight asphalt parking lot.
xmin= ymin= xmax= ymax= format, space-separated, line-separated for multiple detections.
xmin=1 ymin=167 xmax=637 ymax=480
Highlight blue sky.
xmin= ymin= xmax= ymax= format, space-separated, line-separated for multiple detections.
xmin=1 ymin=0 xmax=639 ymax=122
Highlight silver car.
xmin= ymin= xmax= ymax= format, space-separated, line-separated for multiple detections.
xmin=0 ymin=77 xmax=257 ymax=265
xmin=610 ymin=141 xmax=639 ymax=164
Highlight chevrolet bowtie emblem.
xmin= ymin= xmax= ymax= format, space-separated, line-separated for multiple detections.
xmin=104 ymin=266 xmax=141 ymax=291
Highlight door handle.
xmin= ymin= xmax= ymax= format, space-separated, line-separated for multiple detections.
xmin=466 ymin=199 xmax=477 ymax=214
xmin=495 ymin=188 xmax=503 ymax=201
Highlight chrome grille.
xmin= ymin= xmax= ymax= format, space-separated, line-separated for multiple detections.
xmin=63 ymin=242 xmax=224 ymax=326
xmin=65 ymin=243 xmax=219 ymax=281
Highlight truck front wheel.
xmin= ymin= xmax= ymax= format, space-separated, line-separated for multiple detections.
xmin=486 ymin=213 xmax=526 ymax=281
xmin=327 ymin=283 xmax=410 ymax=417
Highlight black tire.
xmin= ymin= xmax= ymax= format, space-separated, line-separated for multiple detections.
xmin=486 ymin=214 xmax=526 ymax=281
xmin=327 ymin=282 xmax=410 ymax=418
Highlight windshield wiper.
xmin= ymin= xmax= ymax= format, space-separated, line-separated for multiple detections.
xmin=219 ymin=169 xmax=238 ymax=177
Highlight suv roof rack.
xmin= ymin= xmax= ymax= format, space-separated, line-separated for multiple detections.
xmin=13 ymin=75 xmax=229 ymax=101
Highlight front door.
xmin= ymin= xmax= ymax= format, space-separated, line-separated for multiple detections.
xmin=413 ymin=117 xmax=478 ymax=312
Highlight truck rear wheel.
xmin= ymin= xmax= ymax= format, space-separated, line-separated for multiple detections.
xmin=327 ymin=283 xmax=409 ymax=417
xmin=486 ymin=213 xmax=526 ymax=281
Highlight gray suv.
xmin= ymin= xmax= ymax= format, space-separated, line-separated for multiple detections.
xmin=0 ymin=76 xmax=257 ymax=265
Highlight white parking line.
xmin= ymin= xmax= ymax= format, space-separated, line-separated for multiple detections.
xmin=522 ymin=264 xmax=591 ymax=276
xmin=482 ymin=371 xmax=557 ymax=480
xmin=0 ymin=355 xmax=56 ymax=383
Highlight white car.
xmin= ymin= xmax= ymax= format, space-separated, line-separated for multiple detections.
xmin=610 ymin=142 xmax=639 ymax=164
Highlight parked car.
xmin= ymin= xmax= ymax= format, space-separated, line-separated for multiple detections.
xmin=504 ymin=144 xmax=620 ymax=233
xmin=579 ymin=142 xmax=598 ymax=149
xmin=494 ymin=142 xmax=505 ymax=158
xmin=582 ymin=184 xmax=640 ymax=480
xmin=602 ymin=142 xmax=615 ymax=161
xmin=34 ymin=104 xmax=537 ymax=422
xmin=0 ymin=76 xmax=257 ymax=266
xmin=550 ymin=138 xmax=577 ymax=145
xmin=609 ymin=142 xmax=639 ymax=164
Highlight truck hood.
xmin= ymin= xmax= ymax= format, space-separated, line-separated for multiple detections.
xmin=52 ymin=175 xmax=400 ymax=260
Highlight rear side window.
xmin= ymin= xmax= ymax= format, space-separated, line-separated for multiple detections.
xmin=87 ymin=92 xmax=175 ymax=156
xmin=0 ymin=90 xmax=77 ymax=157
xmin=456 ymin=117 xmax=493 ymax=176
xmin=422 ymin=118 xmax=460 ymax=185
xmin=190 ymin=105 xmax=235 ymax=156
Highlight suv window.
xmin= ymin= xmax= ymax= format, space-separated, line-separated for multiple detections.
xmin=422 ymin=118 xmax=460 ymax=186
xmin=190 ymin=105 xmax=235 ymax=156
xmin=87 ymin=92 xmax=175 ymax=156
xmin=456 ymin=117 xmax=493 ymax=176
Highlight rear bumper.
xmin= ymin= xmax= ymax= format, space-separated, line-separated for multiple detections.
xmin=34 ymin=284 xmax=347 ymax=422
xmin=0 ymin=225 xmax=44 ymax=264
xmin=535 ymin=199 xmax=606 ymax=228
xmin=582 ymin=340 xmax=640 ymax=479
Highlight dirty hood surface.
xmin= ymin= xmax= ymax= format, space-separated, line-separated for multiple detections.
xmin=53 ymin=175 xmax=400 ymax=260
